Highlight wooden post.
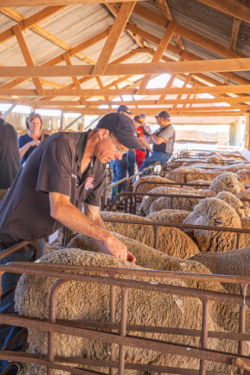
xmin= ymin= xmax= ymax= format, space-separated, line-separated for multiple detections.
xmin=59 ymin=111 xmax=64 ymax=131
xmin=245 ymin=113 xmax=250 ymax=150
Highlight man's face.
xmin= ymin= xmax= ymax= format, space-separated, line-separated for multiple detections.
xmin=121 ymin=111 xmax=132 ymax=118
xmin=94 ymin=132 xmax=128 ymax=164
xmin=156 ymin=117 xmax=170 ymax=127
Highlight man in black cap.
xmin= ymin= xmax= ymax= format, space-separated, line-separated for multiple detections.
xmin=139 ymin=111 xmax=175 ymax=171
xmin=0 ymin=112 xmax=142 ymax=365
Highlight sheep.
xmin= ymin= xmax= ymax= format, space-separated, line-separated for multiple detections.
xmin=187 ymin=179 xmax=211 ymax=187
xmin=183 ymin=197 xmax=243 ymax=253
xmin=215 ymin=191 xmax=247 ymax=218
xmin=209 ymin=172 xmax=245 ymax=194
xmin=237 ymin=169 xmax=250 ymax=184
xmin=139 ymin=186 xmax=216 ymax=216
xmin=14 ymin=248 xmax=247 ymax=375
xmin=191 ymin=247 xmax=250 ymax=295
xmin=132 ymin=176 xmax=179 ymax=195
xmin=205 ymin=155 xmax=221 ymax=163
xmin=100 ymin=211 xmax=200 ymax=259
xmin=165 ymin=166 xmax=216 ymax=184
xmin=146 ymin=209 xmax=191 ymax=224
xmin=68 ymin=234 xmax=250 ymax=344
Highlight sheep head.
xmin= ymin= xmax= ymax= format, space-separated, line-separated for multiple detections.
xmin=209 ymin=173 xmax=245 ymax=194
xmin=183 ymin=198 xmax=242 ymax=253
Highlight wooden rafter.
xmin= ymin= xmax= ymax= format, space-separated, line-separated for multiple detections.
xmin=193 ymin=0 xmax=250 ymax=25
xmin=91 ymin=2 xmax=136 ymax=75
xmin=0 ymin=0 xmax=145 ymax=4
xmin=0 ymin=28 xmax=111 ymax=90
xmin=105 ymin=3 xmax=150 ymax=49
xmin=133 ymin=4 xmax=245 ymax=59
xmin=0 ymin=6 xmax=65 ymax=44
xmin=136 ymin=20 xmax=177 ymax=95
xmin=0 ymin=7 xmax=95 ymax=65
xmin=12 ymin=24 xmax=45 ymax=96
xmin=231 ymin=18 xmax=241 ymax=51
xmin=153 ymin=0 xmax=184 ymax=50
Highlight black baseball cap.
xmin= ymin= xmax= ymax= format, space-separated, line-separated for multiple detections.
xmin=134 ymin=115 xmax=144 ymax=123
xmin=140 ymin=113 xmax=146 ymax=118
xmin=155 ymin=111 xmax=171 ymax=120
xmin=96 ymin=113 xmax=145 ymax=150
xmin=117 ymin=105 xmax=132 ymax=115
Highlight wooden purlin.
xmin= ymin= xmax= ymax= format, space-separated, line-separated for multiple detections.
xmin=0 ymin=0 xmax=145 ymax=4
xmin=91 ymin=2 xmax=136 ymax=76
xmin=0 ymin=7 xmax=95 ymax=65
xmin=12 ymin=24 xmax=45 ymax=97
xmin=2 ymin=58 xmax=250 ymax=77
xmin=136 ymin=21 xmax=177 ymax=95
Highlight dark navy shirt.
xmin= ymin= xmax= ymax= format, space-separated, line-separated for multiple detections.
xmin=19 ymin=133 xmax=49 ymax=165
xmin=0 ymin=131 xmax=106 ymax=250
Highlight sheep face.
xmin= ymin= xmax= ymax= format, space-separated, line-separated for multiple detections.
xmin=183 ymin=198 xmax=242 ymax=253
xmin=209 ymin=173 xmax=245 ymax=194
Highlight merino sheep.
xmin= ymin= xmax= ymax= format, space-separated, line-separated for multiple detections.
xmin=101 ymin=211 xmax=200 ymax=259
xmin=205 ymin=155 xmax=221 ymax=163
xmin=237 ymin=170 xmax=250 ymax=184
xmin=165 ymin=166 xmax=216 ymax=184
xmin=183 ymin=197 xmax=242 ymax=253
xmin=215 ymin=191 xmax=247 ymax=218
xmin=209 ymin=173 xmax=245 ymax=194
xmin=191 ymin=247 xmax=250 ymax=295
xmin=146 ymin=209 xmax=191 ymax=223
xmin=132 ymin=176 xmax=178 ymax=195
xmin=139 ymin=186 xmax=216 ymax=216
xmin=15 ymin=249 xmax=248 ymax=375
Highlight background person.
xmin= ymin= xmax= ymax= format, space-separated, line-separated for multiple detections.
xmin=134 ymin=115 xmax=152 ymax=169
xmin=110 ymin=105 xmax=132 ymax=200
xmin=139 ymin=111 xmax=175 ymax=172
xmin=19 ymin=112 xmax=49 ymax=165
xmin=0 ymin=111 xmax=21 ymax=190
xmin=140 ymin=113 xmax=152 ymax=158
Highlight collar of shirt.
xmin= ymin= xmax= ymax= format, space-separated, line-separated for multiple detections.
xmin=77 ymin=130 xmax=91 ymax=169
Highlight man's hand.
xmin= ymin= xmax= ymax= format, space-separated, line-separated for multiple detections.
xmin=95 ymin=234 xmax=136 ymax=264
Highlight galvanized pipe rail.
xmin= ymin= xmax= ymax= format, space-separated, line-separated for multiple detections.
xmin=111 ymin=191 xmax=250 ymax=216
xmin=1 ymin=262 xmax=250 ymax=375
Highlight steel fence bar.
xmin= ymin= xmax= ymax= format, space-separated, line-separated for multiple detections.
xmin=238 ymin=283 xmax=248 ymax=374
xmin=0 ymin=240 xmax=31 ymax=261
xmin=47 ymin=279 xmax=68 ymax=375
xmin=118 ymin=288 xmax=128 ymax=375
xmin=199 ymin=299 xmax=209 ymax=375
xmin=109 ymin=285 xmax=116 ymax=375
xmin=3 ymin=262 xmax=250 ymax=286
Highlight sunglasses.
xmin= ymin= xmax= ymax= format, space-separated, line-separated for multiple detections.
xmin=110 ymin=133 xmax=124 ymax=153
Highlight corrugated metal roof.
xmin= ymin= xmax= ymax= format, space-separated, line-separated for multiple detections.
xmin=0 ymin=0 xmax=250 ymax=111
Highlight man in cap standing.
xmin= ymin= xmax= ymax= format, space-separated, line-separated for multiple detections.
xmin=139 ymin=111 xmax=175 ymax=171
xmin=140 ymin=113 xmax=152 ymax=158
xmin=0 ymin=112 xmax=143 ymax=367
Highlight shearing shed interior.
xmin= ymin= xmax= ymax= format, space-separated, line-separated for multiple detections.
xmin=2 ymin=1 xmax=250 ymax=375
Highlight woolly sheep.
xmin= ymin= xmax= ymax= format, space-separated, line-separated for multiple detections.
xmin=139 ymin=186 xmax=216 ymax=216
xmin=14 ymin=249 xmax=240 ymax=375
xmin=132 ymin=176 xmax=179 ymax=195
xmin=165 ymin=166 xmax=216 ymax=184
xmin=100 ymin=211 xmax=200 ymax=259
xmin=191 ymin=248 xmax=250 ymax=296
xmin=205 ymin=155 xmax=221 ymax=163
xmin=209 ymin=173 xmax=245 ymax=194
xmin=183 ymin=197 xmax=243 ymax=253
xmin=146 ymin=209 xmax=191 ymax=224
xmin=237 ymin=170 xmax=250 ymax=184
xmin=67 ymin=235 xmax=250 ymax=343
xmin=215 ymin=191 xmax=247 ymax=218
